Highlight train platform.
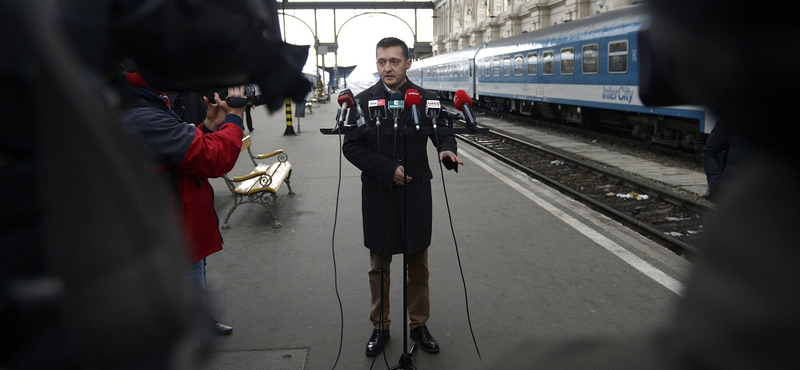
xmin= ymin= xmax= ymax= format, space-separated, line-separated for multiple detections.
xmin=200 ymin=86 xmax=692 ymax=370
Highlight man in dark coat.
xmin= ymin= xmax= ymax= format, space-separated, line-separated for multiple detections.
xmin=342 ymin=37 xmax=463 ymax=357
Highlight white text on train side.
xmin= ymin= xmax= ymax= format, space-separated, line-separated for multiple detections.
xmin=602 ymin=86 xmax=635 ymax=104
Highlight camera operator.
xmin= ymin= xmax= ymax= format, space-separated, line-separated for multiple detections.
xmin=118 ymin=65 xmax=245 ymax=336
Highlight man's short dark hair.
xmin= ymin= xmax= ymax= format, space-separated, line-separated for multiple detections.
xmin=376 ymin=37 xmax=409 ymax=60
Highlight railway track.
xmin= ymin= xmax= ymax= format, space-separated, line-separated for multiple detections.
xmin=457 ymin=130 xmax=714 ymax=258
xmin=480 ymin=109 xmax=702 ymax=161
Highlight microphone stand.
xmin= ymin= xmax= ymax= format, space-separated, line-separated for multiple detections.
xmin=320 ymin=119 xmax=487 ymax=370
xmin=389 ymin=123 xmax=488 ymax=370
xmin=390 ymin=128 xmax=417 ymax=370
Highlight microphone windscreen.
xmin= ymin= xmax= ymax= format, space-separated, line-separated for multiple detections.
xmin=453 ymin=90 xmax=472 ymax=110
xmin=404 ymin=89 xmax=422 ymax=109
xmin=389 ymin=92 xmax=403 ymax=102
xmin=337 ymin=89 xmax=355 ymax=107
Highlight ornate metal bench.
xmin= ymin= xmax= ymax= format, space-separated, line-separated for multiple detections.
xmin=221 ymin=136 xmax=294 ymax=229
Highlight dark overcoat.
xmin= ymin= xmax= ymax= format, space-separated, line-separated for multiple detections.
xmin=342 ymin=79 xmax=457 ymax=255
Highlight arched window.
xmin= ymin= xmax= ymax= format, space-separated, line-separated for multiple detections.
xmin=453 ymin=2 xmax=463 ymax=34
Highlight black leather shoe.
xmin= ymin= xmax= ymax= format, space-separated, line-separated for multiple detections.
xmin=365 ymin=329 xmax=390 ymax=356
xmin=410 ymin=325 xmax=439 ymax=353
xmin=214 ymin=322 xmax=233 ymax=336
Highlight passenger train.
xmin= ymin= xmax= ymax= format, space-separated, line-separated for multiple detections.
xmin=405 ymin=5 xmax=713 ymax=150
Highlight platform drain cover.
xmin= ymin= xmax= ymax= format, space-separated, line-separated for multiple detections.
xmin=202 ymin=348 xmax=308 ymax=370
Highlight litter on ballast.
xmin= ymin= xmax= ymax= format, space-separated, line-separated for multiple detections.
xmin=616 ymin=191 xmax=649 ymax=200
xmin=665 ymin=216 xmax=691 ymax=222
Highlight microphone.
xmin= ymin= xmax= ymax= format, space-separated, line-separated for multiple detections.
xmin=354 ymin=99 xmax=369 ymax=133
xmin=368 ymin=97 xmax=387 ymax=123
xmin=404 ymin=89 xmax=422 ymax=131
xmin=440 ymin=107 xmax=462 ymax=121
xmin=454 ymin=89 xmax=478 ymax=131
xmin=425 ymin=99 xmax=441 ymax=129
xmin=336 ymin=89 xmax=355 ymax=128
xmin=388 ymin=92 xmax=404 ymax=129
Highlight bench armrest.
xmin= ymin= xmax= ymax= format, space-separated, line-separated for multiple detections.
xmin=232 ymin=171 xmax=267 ymax=182
xmin=255 ymin=149 xmax=285 ymax=160
xmin=252 ymin=150 xmax=288 ymax=163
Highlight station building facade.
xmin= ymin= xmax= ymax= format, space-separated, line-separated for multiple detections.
xmin=430 ymin=0 xmax=635 ymax=55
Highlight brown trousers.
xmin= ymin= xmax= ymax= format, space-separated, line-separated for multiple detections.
xmin=369 ymin=249 xmax=430 ymax=330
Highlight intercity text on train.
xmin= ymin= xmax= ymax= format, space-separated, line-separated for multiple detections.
xmin=602 ymin=86 xmax=635 ymax=103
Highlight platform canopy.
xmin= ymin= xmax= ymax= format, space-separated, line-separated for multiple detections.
xmin=323 ymin=65 xmax=358 ymax=81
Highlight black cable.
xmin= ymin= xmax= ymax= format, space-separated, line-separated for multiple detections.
xmin=329 ymin=132 xmax=346 ymax=370
xmin=433 ymin=131 xmax=483 ymax=361
xmin=331 ymin=118 xmax=391 ymax=370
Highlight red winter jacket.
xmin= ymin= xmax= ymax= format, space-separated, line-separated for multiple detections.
xmin=120 ymin=73 xmax=243 ymax=261
xmin=178 ymin=124 xmax=243 ymax=261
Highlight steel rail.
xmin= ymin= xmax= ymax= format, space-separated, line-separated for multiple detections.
xmin=457 ymin=130 xmax=707 ymax=256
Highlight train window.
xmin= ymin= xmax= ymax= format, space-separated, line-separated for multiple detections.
xmin=460 ymin=62 xmax=465 ymax=77
xmin=608 ymin=40 xmax=628 ymax=73
xmin=503 ymin=56 xmax=511 ymax=76
xmin=493 ymin=57 xmax=500 ymax=77
xmin=527 ymin=52 xmax=538 ymax=75
xmin=514 ymin=55 xmax=524 ymax=76
xmin=483 ymin=58 xmax=489 ymax=77
xmin=561 ymin=48 xmax=574 ymax=75
xmin=543 ymin=51 xmax=555 ymax=75
xmin=582 ymin=44 xmax=599 ymax=74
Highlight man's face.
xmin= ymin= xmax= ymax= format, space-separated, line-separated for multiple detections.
xmin=376 ymin=45 xmax=412 ymax=91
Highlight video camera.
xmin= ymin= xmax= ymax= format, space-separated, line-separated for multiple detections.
xmin=116 ymin=0 xmax=312 ymax=112
xmin=203 ymin=84 xmax=266 ymax=108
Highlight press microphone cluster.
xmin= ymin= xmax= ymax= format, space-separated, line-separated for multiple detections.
xmin=453 ymin=89 xmax=478 ymax=131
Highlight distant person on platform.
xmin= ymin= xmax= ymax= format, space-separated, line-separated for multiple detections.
xmin=701 ymin=120 xmax=733 ymax=203
xmin=342 ymin=37 xmax=464 ymax=357
xmin=119 ymin=63 xmax=244 ymax=336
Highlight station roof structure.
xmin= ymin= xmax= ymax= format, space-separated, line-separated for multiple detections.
xmin=279 ymin=1 xmax=434 ymax=10
xmin=322 ymin=65 xmax=358 ymax=80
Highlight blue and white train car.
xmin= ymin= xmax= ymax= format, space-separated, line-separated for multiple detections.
xmin=414 ymin=5 xmax=713 ymax=150
xmin=413 ymin=45 xmax=481 ymax=100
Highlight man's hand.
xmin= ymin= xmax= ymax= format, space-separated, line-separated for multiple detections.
xmin=202 ymin=86 xmax=246 ymax=131
xmin=393 ymin=165 xmax=412 ymax=185
xmin=439 ymin=150 xmax=464 ymax=166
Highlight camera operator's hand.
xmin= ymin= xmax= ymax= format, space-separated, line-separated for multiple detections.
xmin=203 ymin=86 xmax=246 ymax=131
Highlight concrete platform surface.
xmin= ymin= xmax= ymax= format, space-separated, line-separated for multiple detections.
xmin=201 ymin=86 xmax=691 ymax=370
